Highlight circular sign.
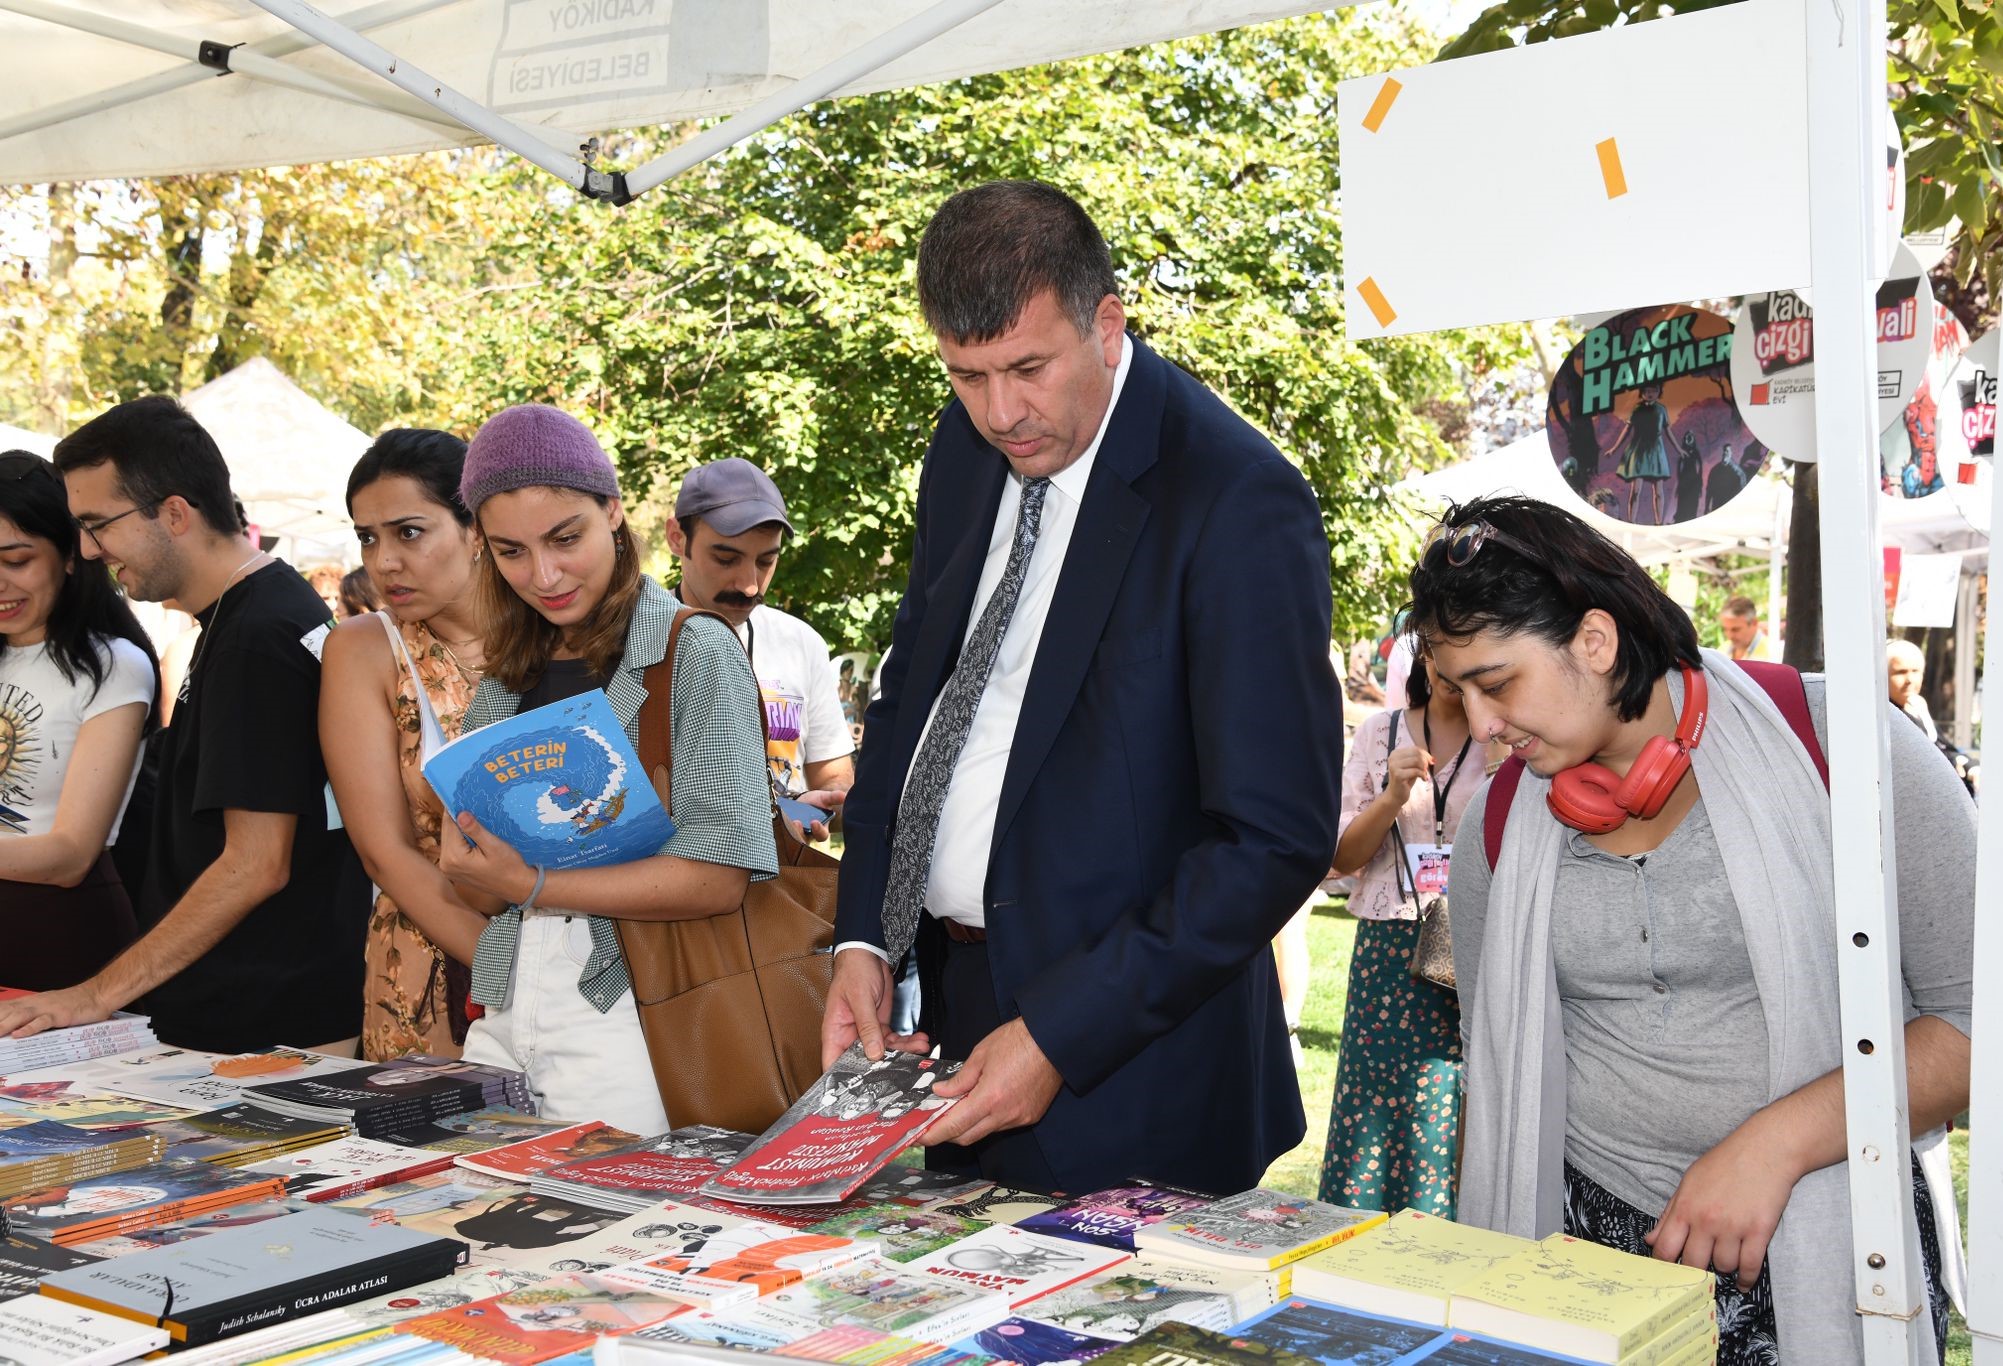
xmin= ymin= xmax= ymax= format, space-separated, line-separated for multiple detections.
xmin=1546 ymin=303 xmax=1763 ymax=526
xmin=1881 ymin=292 xmax=1970 ymax=499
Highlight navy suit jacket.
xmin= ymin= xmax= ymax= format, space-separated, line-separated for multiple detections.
xmin=835 ymin=337 xmax=1343 ymax=1194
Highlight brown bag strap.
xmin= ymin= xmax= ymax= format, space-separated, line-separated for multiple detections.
xmin=640 ymin=606 xmax=776 ymax=816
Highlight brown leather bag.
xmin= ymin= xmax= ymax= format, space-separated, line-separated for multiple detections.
xmin=615 ymin=607 xmax=840 ymax=1133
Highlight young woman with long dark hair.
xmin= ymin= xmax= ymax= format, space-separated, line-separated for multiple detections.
xmin=439 ymin=405 xmax=777 ymax=1133
xmin=1415 ymin=495 xmax=1968 ymax=1363
xmin=321 ymin=429 xmax=490 ymax=1061
xmin=0 ymin=451 xmax=160 ymax=988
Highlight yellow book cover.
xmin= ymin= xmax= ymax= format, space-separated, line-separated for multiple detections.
xmin=1291 ymin=1210 xmax=1535 ymax=1327
xmin=1622 ymin=1307 xmax=1717 ymax=1366
xmin=1446 ymin=1234 xmax=1713 ymax=1364
xmin=1133 ymin=1191 xmax=1387 ymax=1272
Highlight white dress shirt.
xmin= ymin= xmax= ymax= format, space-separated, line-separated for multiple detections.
xmin=843 ymin=336 xmax=1133 ymax=960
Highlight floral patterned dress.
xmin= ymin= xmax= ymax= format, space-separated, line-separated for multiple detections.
xmin=1318 ymin=706 xmax=1476 ymax=1219
xmin=361 ymin=616 xmax=479 ymax=1062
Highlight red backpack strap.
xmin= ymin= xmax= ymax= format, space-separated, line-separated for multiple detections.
xmin=1736 ymin=659 xmax=1829 ymax=790
xmin=1483 ymin=756 xmax=1526 ymax=872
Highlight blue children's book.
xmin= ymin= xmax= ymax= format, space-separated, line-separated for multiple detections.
xmin=422 ymin=691 xmax=674 ymax=872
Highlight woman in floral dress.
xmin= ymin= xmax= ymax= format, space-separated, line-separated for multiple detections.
xmin=1318 ymin=655 xmax=1473 ymax=1217
xmin=321 ymin=430 xmax=491 ymax=1059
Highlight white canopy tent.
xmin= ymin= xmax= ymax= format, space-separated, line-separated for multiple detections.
xmin=178 ymin=356 xmax=370 ymax=566
xmin=0 ymin=1 xmax=1337 ymax=198
xmin=0 ymin=2 xmax=1990 ymax=1361
xmin=0 ymin=420 xmax=55 ymax=455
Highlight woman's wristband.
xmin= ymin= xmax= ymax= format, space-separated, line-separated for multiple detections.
xmin=516 ymin=864 xmax=548 ymax=913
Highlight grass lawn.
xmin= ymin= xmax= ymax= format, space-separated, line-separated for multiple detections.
xmin=1260 ymin=898 xmax=1973 ymax=1362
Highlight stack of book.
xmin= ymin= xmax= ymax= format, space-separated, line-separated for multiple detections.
xmin=652 ymin=1258 xmax=1013 ymax=1349
xmin=906 ymin=1224 xmax=1131 ymax=1310
xmin=802 ymin=1204 xmax=988 ymax=1264
xmin=532 ymin=1126 xmax=758 ymax=1212
xmin=1446 ymin=1234 xmax=1716 ymax=1365
xmin=372 ymin=1107 xmax=573 ymax=1153
xmin=241 ymin=1058 xmax=534 ymax=1139
xmin=0 ymin=995 xmax=155 ymax=1076
xmin=67 ymin=1199 xmax=313 ymax=1259
xmin=37 ymin=1206 xmax=468 ymax=1347
xmin=0 ymin=1122 xmax=163 ymax=1200
xmin=0 ymin=1158 xmax=289 ymax=1246
xmin=1016 ymin=1256 xmax=1286 ymax=1341
xmin=0 ymin=1234 xmax=100 ymax=1303
xmin=1015 ymin=1180 xmax=1218 ymax=1252
xmin=592 ymin=1226 xmax=883 ymax=1309
xmin=3 ymin=1045 xmax=358 ymax=1112
xmin=1133 ymin=1190 xmax=1386 ymax=1274
xmin=140 ymin=1103 xmax=350 ymax=1168
xmin=244 ymin=1135 xmax=460 ymax=1201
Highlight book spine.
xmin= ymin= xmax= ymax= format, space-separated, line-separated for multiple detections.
xmin=351 ymin=1083 xmax=489 ymax=1138
xmin=170 ymin=1242 xmax=467 ymax=1345
xmin=1619 ymin=1292 xmax=1712 ymax=1360
xmin=0 ymin=1146 xmax=158 ymax=1193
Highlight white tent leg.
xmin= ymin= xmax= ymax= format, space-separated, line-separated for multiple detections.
xmin=1768 ymin=469 xmax=1787 ymax=651
xmin=619 ymin=0 xmax=1009 ymax=202
xmin=1803 ymin=0 xmax=1926 ymax=1352
xmin=0 ymin=0 xmax=453 ymax=148
xmin=1953 ymin=568 xmax=1977 ymax=750
xmin=1968 ymin=392 xmax=2003 ymax=1360
xmin=242 ymin=0 xmax=600 ymax=196
xmin=0 ymin=0 xmax=460 ymax=130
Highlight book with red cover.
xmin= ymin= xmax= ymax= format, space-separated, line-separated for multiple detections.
xmin=534 ymin=1126 xmax=755 ymax=1211
xmin=394 ymin=1272 xmax=685 ymax=1363
xmin=454 ymin=1121 xmax=640 ymax=1182
xmin=699 ymin=1045 xmax=962 ymax=1206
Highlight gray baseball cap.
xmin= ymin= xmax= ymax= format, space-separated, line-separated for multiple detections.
xmin=673 ymin=458 xmax=794 ymax=537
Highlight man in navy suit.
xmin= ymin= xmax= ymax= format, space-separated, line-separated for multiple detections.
xmin=822 ymin=181 xmax=1342 ymax=1196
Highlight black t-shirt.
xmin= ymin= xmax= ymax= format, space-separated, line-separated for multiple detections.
xmin=141 ymin=561 xmax=368 ymax=1051
xmin=518 ymin=657 xmax=600 ymax=711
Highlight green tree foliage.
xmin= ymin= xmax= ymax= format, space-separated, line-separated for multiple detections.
xmin=1439 ymin=0 xmax=2003 ymax=329
xmin=0 ymin=12 xmax=1536 ymax=650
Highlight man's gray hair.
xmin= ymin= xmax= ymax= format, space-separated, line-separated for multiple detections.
xmin=916 ymin=180 xmax=1117 ymax=344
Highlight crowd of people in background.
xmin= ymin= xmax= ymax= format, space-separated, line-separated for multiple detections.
xmin=0 ymin=179 xmax=1977 ymax=1366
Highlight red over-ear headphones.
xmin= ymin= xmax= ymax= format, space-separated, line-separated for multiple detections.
xmin=1546 ymin=665 xmax=1708 ymax=834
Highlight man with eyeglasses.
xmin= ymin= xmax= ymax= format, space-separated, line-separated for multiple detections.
xmin=0 ymin=396 xmax=369 ymax=1056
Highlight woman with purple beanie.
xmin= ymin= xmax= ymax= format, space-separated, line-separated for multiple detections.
xmin=441 ymin=404 xmax=777 ymax=1133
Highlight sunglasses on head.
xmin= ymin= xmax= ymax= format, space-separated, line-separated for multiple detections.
xmin=1423 ymin=518 xmax=1541 ymax=569
xmin=0 ymin=451 xmax=59 ymax=485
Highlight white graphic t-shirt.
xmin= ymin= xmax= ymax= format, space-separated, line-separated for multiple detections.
xmin=0 ymin=635 xmax=154 ymax=838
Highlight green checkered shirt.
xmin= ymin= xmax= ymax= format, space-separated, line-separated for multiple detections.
xmin=464 ymin=578 xmax=778 ymax=1014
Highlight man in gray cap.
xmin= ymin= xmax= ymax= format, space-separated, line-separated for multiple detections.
xmin=666 ymin=458 xmax=854 ymax=838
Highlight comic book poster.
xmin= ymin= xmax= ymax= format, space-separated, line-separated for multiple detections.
xmin=394 ymin=1273 xmax=683 ymax=1364
xmin=1881 ymin=293 xmax=1971 ymax=499
xmin=1546 ymin=303 xmax=1761 ymax=526
xmin=1956 ymin=330 xmax=1998 ymax=462
xmin=700 ymin=1046 xmax=962 ymax=1205
xmin=1016 ymin=1182 xmax=1216 ymax=1253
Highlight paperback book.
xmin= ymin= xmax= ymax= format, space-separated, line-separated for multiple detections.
xmin=395 ymin=1272 xmax=685 ymax=1364
xmin=242 ymin=1058 xmax=526 ymax=1139
xmin=0 ymin=1157 xmax=288 ymax=1245
xmin=246 ymin=1135 xmax=459 ymax=1200
xmin=694 ymin=1259 xmax=1012 ymax=1346
xmin=1083 ymin=1321 xmax=1320 ymax=1366
xmin=956 ymin=1317 xmax=1121 ymax=1366
xmin=622 ymin=1318 xmax=996 ymax=1366
xmin=0 ymin=1093 xmax=193 ymax=1131
xmin=0 ymin=1293 xmax=168 ymax=1365
xmin=1016 ymin=1182 xmax=1217 ymax=1252
xmin=594 ymin=1229 xmax=880 ymax=1307
xmin=1290 ymin=1210 xmax=1531 ymax=1327
xmin=852 ymin=1167 xmax=992 ymax=1207
xmin=454 ymin=1120 xmax=640 ymax=1182
xmin=906 ymin=1225 xmax=1130 ymax=1308
xmin=373 ymin=1107 xmax=568 ymax=1153
xmin=38 ymin=1206 xmax=467 ymax=1346
xmin=1445 ymin=1234 xmax=1713 ymax=1364
xmin=701 ymin=1045 xmax=962 ymax=1206
xmin=1228 ymin=1297 xmax=1450 ymax=1366
xmin=1133 ymin=1192 xmax=1386 ymax=1272
xmin=1019 ymin=1258 xmax=1281 ymax=1342
xmin=421 ymin=690 xmax=676 ymax=872
xmin=533 ymin=1125 xmax=755 ymax=1211
xmin=350 ymin=1182 xmax=628 ymax=1272
xmin=922 ymin=1186 xmax=1070 ymax=1226
xmin=806 ymin=1204 xmax=990 ymax=1264
xmin=2 ymin=1045 xmax=356 ymax=1111
xmin=67 ymin=1198 xmax=312 ymax=1258
xmin=0 ymin=993 xmax=155 ymax=1075
xmin=0 ymin=1233 xmax=99 ymax=1301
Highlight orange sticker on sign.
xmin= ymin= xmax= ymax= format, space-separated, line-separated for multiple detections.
xmin=1597 ymin=138 xmax=1628 ymax=198
xmin=1357 ymin=277 xmax=1396 ymax=328
xmin=1362 ymin=77 xmax=1402 ymax=133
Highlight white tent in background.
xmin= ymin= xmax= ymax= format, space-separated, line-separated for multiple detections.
xmin=0 ymin=420 xmax=55 ymax=456
xmin=179 ymin=356 xmax=369 ymax=568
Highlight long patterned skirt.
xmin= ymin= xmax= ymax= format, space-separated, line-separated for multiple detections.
xmin=1317 ymin=917 xmax=1462 ymax=1216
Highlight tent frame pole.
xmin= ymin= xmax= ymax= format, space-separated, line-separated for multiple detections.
xmin=0 ymin=0 xmax=455 ymax=146
xmin=242 ymin=0 xmax=604 ymax=196
xmin=618 ymin=0 xmax=1011 ymax=202
xmin=1803 ymin=0 xmax=1926 ymax=1351
xmin=0 ymin=0 xmax=460 ymax=130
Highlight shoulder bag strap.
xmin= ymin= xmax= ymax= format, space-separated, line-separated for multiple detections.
xmin=1483 ymin=756 xmax=1527 ymax=873
xmin=376 ymin=610 xmax=449 ymax=762
xmin=1736 ymin=659 xmax=1829 ymax=789
xmin=642 ymin=606 xmax=781 ymax=818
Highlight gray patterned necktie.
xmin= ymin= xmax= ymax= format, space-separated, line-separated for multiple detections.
xmin=880 ymin=476 xmax=1052 ymax=959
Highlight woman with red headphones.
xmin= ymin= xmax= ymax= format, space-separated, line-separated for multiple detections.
xmin=1408 ymin=496 xmax=1971 ymax=1366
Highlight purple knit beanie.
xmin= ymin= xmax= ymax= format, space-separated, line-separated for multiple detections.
xmin=460 ymin=404 xmax=622 ymax=512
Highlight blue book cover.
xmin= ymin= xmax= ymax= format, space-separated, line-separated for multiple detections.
xmin=0 ymin=1120 xmax=133 ymax=1163
xmin=959 ymin=1317 xmax=1121 ymax=1365
xmin=421 ymin=690 xmax=674 ymax=871
xmin=1228 ymin=1297 xmax=1448 ymax=1366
